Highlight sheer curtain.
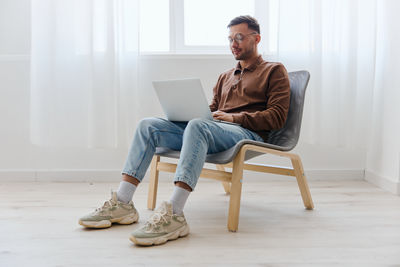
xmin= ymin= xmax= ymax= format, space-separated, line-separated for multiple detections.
xmin=268 ymin=0 xmax=377 ymax=149
xmin=30 ymin=0 xmax=139 ymax=148
xmin=30 ymin=0 xmax=388 ymax=152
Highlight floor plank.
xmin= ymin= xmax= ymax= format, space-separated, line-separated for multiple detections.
xmin=1 ymin=179 xmax=400 ymax=266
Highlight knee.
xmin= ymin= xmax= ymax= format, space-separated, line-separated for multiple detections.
xmin=186 ymin=118 xmax=208 ymax=131
xmin=137 ymin=117 xmax=163 ymax=132
xmin=186 ymin=118 xmax=211 ymax=139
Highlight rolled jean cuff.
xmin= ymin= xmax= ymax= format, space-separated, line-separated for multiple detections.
xmin=173 ymin=176 xmax=196 ymax=192
xmin=121 ymin=169 xmax=145 ymax=182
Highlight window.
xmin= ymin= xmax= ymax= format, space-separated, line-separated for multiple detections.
xmin=139 ymin=0 xmax=276 ymax=54
xmin=183 ymin=0 xmax=254 ymax=47
xmin=139 ymin=0 xmax=170 ymax=52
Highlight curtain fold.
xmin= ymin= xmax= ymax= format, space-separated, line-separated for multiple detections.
xmin=30 ymin=0 xmax=139 ymax=148
xmin=269 ymin=0 xmax=377 ymax=149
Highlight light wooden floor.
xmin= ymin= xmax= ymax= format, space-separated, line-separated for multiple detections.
xmin=1 ymin=179 xmax=400 ymax=266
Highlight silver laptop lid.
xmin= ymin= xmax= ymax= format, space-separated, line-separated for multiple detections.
xmin=152 ymin=78 xmax=213 ymax=122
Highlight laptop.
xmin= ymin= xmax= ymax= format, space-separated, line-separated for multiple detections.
xmin=152 ymin=78 xmax=239 ymax=125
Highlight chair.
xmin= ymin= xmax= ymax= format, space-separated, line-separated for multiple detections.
xmin=147 ymin=70 xmax=314 ymax=232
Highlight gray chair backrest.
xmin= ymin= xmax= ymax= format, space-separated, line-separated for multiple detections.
xmin=266 ymin=70 xmax=310 ymax=150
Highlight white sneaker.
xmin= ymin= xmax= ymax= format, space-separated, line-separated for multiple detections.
xmin=129 ymin=201 xmax=189 ymax=246
xmin=79 ymin=191 xmax=139 ymax=228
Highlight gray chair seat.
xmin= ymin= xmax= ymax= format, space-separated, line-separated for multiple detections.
xmin=155 ymin=140 xmax=279 ymax=165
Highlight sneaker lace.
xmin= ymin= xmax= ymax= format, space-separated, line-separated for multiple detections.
xmin=146 ymin=210 xmax=169 ymax=229
xmin=95 ymin=199 xmax=115 ymax=212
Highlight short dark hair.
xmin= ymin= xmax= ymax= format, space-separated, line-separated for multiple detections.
xmin=227 ymin=15 xmax=260 ymax=34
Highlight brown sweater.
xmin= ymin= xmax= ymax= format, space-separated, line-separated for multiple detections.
xmin=209 ymin=55 xmax=290 ymax=141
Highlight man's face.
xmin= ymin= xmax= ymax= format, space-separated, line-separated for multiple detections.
xmin=228 ymin=23 xmax=260 ymax=61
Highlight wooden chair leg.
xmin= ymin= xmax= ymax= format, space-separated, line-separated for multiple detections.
xmin=216 ymin=164 xmax=231 ymax=194
xmin=227 ymin=150 xmax=245 ymax=232
xmin=147 ymin=155 xmax=160 ymax=210
xmin=290 ymin=155 xmax=314 ymax=210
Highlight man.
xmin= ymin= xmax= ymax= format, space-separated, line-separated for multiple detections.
xmin=79 ymin=15 xmax=290 ymax=246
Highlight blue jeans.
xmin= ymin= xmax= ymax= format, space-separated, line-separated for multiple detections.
xmin=122 ymin=117 xmax=263 ymax=190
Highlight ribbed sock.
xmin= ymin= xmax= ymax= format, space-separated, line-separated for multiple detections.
xmin=116 ymin=181 xmax=137 ymax=203
xmin=169 ymin=186 xmax=191 ymax=215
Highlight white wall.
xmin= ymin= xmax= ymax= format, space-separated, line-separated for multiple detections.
xmin=0 ymin=0 xmax=372 ymax=183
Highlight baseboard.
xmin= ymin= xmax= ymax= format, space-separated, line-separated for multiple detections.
xmin=0 ymin=168 xmax=365 ymax=182
xmin=365 ymin=170 xmax=400 ymax=195
xmin=0 ymin=169 xmax=121 ymax=182
xmin=3 ymin=169 xmax=397 ymax=197
xmin=0 ymin=54 xmax=30 ymax=61
xmin=239 ymin=169 xmax=365 ymax=181
xmin=303 ymin=169 xmax=364 ymax=181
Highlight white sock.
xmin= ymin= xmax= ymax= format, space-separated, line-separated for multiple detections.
xmin=116 ymin=181 xmax=137 ymax=204
xmin=169 ymin=186 xmax=191 ymax=215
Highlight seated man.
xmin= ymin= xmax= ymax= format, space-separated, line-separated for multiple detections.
xmin=79 ymin=15 xmax=290 ymax=246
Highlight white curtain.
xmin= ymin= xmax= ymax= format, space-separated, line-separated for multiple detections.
xmin=30 ymin=0 xmax=139 ymax=148
xmin=30 ymin=0 xmax=396 ymax=155
xmin=365 ymin=0 xmax=400 ymax=182
xmin=268 ymin=0 xmax=377 ymax=149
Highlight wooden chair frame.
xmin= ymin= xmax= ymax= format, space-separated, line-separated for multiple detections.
xmin=147 ymin=143 xmax=314 ymax=232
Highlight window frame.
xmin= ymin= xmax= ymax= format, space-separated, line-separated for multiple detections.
xmin=141 ymin=0 xmax=273 ymax=55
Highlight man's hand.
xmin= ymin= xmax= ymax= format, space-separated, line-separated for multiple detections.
xmin=212 ymin=110 xmax=234 ymax=123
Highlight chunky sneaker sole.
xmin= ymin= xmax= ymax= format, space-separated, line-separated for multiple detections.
xmin=79 ymin=212 xmax=139 ymax=229
xmin=79 ymin=191 xmax=139 ymax=229
xmin=129 ymin=223 xmax=190 ymax=246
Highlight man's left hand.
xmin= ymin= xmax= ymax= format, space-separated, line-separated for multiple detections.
xmin=212 ymin=111 xmax=234 ymax=123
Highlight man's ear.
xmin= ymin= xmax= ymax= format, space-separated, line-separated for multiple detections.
xmin=255 ymin=34 xmax=261 ymax=44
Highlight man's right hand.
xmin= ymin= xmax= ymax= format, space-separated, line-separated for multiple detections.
xmin=212 ymin=111 xmax=234 ymax=123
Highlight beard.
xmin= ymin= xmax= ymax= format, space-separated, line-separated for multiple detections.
xmin=232 ymin=44 xmax=255 ymax=61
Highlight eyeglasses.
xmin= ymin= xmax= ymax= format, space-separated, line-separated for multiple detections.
xmin=228 ymin=32 xmax=258 ymax=44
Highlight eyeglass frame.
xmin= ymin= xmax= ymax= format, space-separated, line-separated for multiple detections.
xmin=227 ymin=32 xmax=258 ymax=44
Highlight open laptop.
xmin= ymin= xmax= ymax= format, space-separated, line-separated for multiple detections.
xmin=152 ymin=78 xmax=239 ymax=125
